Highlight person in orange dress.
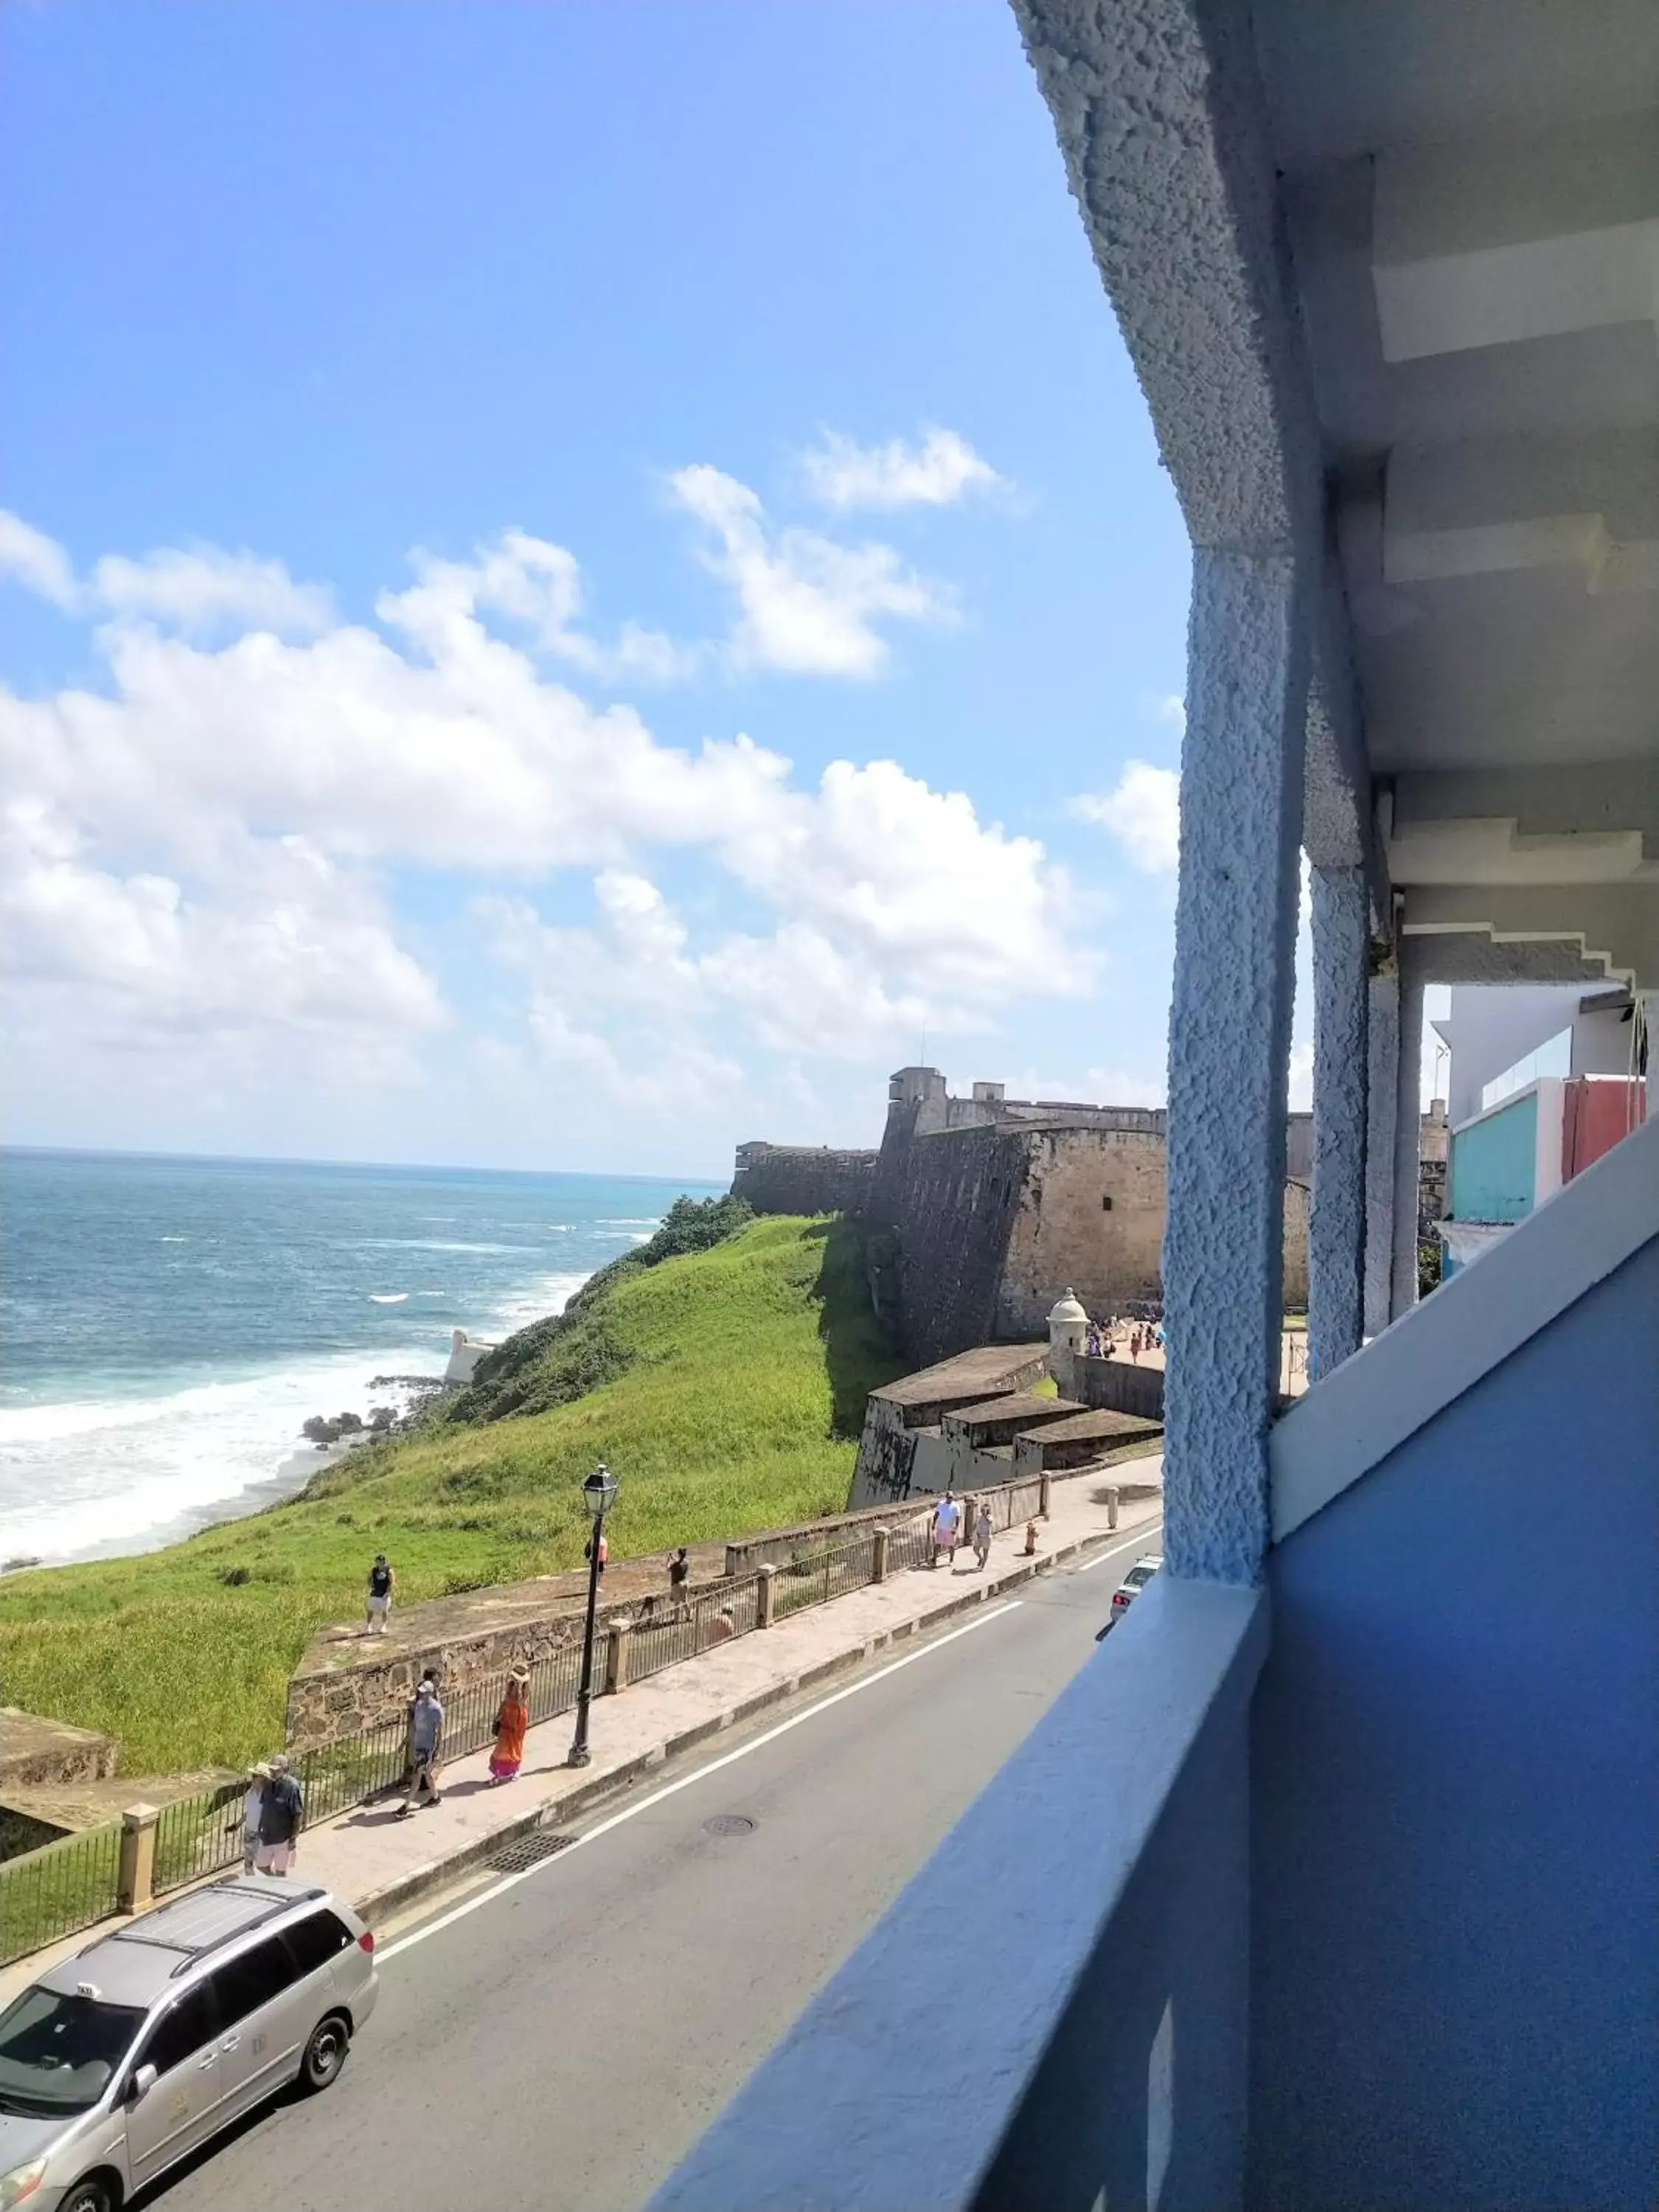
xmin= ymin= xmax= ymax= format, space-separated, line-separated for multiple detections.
xmin=489 ymin=1671 xmax=530 ymax=1784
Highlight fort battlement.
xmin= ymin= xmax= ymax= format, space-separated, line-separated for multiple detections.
xmin=734 ymin=1068 xmax=1310 ymax=1367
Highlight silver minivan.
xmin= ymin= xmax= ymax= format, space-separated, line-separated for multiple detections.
xmin=0 ymin=1877 xmax=378 ymax=2212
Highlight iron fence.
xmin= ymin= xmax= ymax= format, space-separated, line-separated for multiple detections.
xmin=772 ymin=1529 xmax=880 ymax=1621
xmin=629 ymin=1576 xmax=762 ymax=1682
xmin=0 ymin=1818 xmax=123 ymax=1966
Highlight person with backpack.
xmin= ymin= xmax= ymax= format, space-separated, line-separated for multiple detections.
xmin=254 ymin=1754 xmax=303 ymax=1874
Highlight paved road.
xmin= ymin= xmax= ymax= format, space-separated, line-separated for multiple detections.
xmin=144 ymin=1520 xmax=1161 ymax=2212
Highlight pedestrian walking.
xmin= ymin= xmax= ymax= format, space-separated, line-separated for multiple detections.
xmin=235 ymin=1762 xmax=271 ymax=1874
xmin=972 ymin=1503 xmax=992 ymax=1571
xmin=585 ymin=1529 xmax=608 ymax=1579
xmin=1129 ymin=1329 xmax=1142 ymax=1363
xmin=667 ymin=1547 xmax=689 ymax=1605
xmin=488 ymin=1672 xmax=529 ymax=1784
xmin=1085 ymin=1321 xmax=1102 ymax=1358
xmin=1023 ymin=1518 xmax=1040 ymax=1557
xmin=364 ymin=1552 xmax=394 ymax=1634
xmin=399 ymin=1677 xmax=445 ymax=1816
xmin=930 ymin=1490 xmax=962 ymax=1568
xmin=253 ymin=1754 xmax=303 ymax=1875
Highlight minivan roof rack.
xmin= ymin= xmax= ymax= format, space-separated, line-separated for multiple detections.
xmin=102 ymin=1882 xmax=327 ymax=1976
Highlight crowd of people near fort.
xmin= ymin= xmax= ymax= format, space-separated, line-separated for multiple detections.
xmin=1084 ymin=1312 xmax=1165 ymax=1363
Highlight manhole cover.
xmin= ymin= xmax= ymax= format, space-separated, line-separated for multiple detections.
xmin=490 ymin=1830 xmax=576 ymax=1874
xmin=703 ymin=1813 xmax=757 ymax=1837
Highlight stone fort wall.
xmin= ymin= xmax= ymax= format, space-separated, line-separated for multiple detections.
xmin=734 ymin=1070 xmax=1312 ymax=1368
xmin=731 ymin=1142 xmax=879 ymax=1219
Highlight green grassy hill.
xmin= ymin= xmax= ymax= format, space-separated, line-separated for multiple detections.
xmin=0 ymin=1214 xmax=897 ymax=1776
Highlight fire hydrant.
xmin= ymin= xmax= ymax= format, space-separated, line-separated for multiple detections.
xmin=1023 ymin=1519 xmax=1039 ymax=1557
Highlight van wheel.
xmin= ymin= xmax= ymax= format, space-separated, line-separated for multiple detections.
xmin=299 ymin=2012 xmax=351 ymax=2093
xmin=60 ymin=2179 xmax=117 ymax=2212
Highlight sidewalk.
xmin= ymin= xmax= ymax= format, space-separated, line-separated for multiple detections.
xmin=0 ymin=1470 xmax=1161 ymax=2002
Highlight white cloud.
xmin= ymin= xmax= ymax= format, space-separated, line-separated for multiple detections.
xmin=91 ymin=546 xmax=335 ymax=636
xmin=1287 ymin=1042 xmax=1314 ymax=1113
xmin=800 ymin=426 xmax=1002 ymax=511
xmin=2 ymin=799 xmax=445 ymax=1088
xmin=0 ymin=513 xmax=77 ymax=608
xmin=383 ymin=529 xmax=695 ymax=684
xmin=1071 ymin=762 xmax=1181 ymax=876
xmin=670 ymin=465 xmax=951 ymax=677
xmin=2 ymin=502 xmax=1077 ymax=1127
xmin=1154 ymin=692 xmax=1186 ymax=729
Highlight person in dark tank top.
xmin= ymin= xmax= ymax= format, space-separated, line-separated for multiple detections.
xmin=365 ymin=1552 xmax=395 ymax=1634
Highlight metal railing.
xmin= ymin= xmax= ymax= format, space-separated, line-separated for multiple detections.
xmin=629 ymin=1576 xmax=762 ymax=1682
xmin=772 ymin=1530 xmax=880 ymax=1621
xmin=0 ymin=1818 xmax=123 ymax=1966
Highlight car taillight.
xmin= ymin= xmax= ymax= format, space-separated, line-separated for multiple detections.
xmin=358 ymin=1930 xmax=375 ymax=1952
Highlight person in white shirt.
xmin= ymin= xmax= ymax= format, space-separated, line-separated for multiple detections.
xmin=238 ymin=1763 xmax=271 ymax=1875
xmin=931 ymin=1492 xmax=962 ymax=1568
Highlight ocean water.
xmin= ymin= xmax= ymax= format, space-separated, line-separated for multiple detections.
xmin=0 ymin=1150 xmax=720 ymax=1567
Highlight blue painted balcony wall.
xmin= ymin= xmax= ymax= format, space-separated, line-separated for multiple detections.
xmin=1248 ymin=1234 xmax=1659 ymax=2212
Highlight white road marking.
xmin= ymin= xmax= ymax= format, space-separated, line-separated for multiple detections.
xmin=378 ymin=1596 xmax=1024 ymax=1961
xmin=1077 ymin=1520 xmax=1164 ymax=1572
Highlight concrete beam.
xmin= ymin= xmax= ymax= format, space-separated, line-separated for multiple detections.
xmin=1390 ymin=950 xmax=1426 ymax=1324
xmin=1403 ymin=884 xmax=1657 ymax=990
xmin=1309 ymin=868 xmax=1368 ymax=1377
xmin=1363 ymin=959 xmax=1399 ymax=1340
xmin=1161 ymin=549 xmax=1310 ymax=1582
xmin=1011 ymin=0 xmax=1322 ymax=558
xmin=1393 ymin=765 xmax=1659 ymax=851
xmin=1307 ymin=560 xmax=1388 ymax=919
xmin=1372 ymin=114 xmax=1659 ymax=363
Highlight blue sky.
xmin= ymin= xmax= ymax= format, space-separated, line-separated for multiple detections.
xmin=0 ymin=1 xmax=1260 ymax=1176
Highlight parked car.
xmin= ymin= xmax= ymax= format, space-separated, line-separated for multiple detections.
xmin=0 ymin=1877 xmax=377 ymax=2212
xmin=1095 ymin=1554 xmax=1162 ymax=1639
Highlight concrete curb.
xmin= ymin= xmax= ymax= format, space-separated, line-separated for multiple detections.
xmin=350 ymin=1520 xmax=1144 ymax=1933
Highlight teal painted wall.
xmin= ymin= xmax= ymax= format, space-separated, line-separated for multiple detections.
xmin=1449 ymin=1092 xmax=1537 ymax=1225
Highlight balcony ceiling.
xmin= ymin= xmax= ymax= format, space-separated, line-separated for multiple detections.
xmin=1015 ymin=0 xmax=1658 ymax=987
xmin=1257 ymin=0 xmax=1659 ymax=984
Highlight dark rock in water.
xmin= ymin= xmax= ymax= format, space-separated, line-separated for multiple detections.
xmin=1 ymin=1557 xmax=43 ymax=1575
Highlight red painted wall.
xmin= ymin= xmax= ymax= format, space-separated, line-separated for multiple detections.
xmin=1562 ymin=1079 xmax=1647 ymax=1183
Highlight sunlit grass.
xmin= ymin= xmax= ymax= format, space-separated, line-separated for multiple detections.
xmin=0 ymin=1218 xmax=899 ymax=1774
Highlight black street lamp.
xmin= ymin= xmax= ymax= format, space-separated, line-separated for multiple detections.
xmin=568 ymin=1462 xmax=618 ymax=1767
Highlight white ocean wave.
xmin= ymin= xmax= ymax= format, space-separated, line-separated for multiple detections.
xmin=368 ymin=1292 xmax=410 ymax=1304
xmin=489 ymin=1272 xmax=591 ymax=1331
xmin=0 ymin=1348 xmax=439 ymax=1564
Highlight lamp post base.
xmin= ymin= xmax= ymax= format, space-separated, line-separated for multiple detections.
xmin=567 ymin=1742 xmax=591 ymax=1768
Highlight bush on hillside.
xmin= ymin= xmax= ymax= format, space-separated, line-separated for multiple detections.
xmin=446 ymin=1192 xmax=755 ymax=1426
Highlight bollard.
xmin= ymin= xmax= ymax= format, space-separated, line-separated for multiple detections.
xmin=871 ymin=1527 xmax=890 ymax=1585
xmin=605 ymin=1616 xmax=633 ymax=1695
xmin=1105 ymin=1484 xmax=1119 ymax=1531
xmin=757 ymin=1563 xmax=777 ymax=1627
xmin=1040 ymin=1470 xmax=1053 ymax=1520
xmin=725 ymin=1543 xmax=743 ymax=1579
xmin=117 ymin=1804 xmax=160 ymax=1915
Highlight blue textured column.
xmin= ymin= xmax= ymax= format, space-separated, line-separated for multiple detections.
xmin=1162 ymin=549 xmax=1310 ymax=1585
xmin=1390 ymin=955 xmax=1426 ymax=1321
xmin=1308 ymin=867 xmax=1368 ymax=1378
xmin=1363 ymin=961 xmax=1399 ymax=1340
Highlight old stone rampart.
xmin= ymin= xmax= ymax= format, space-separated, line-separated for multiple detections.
xmin=870 ymin=1119 xmax=1028 ymax=1368
xmin=1051 ymin=1348 xmax=1167 ymax=1422
xmin=731 ymin=1142 xmax=879 ymax=1218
